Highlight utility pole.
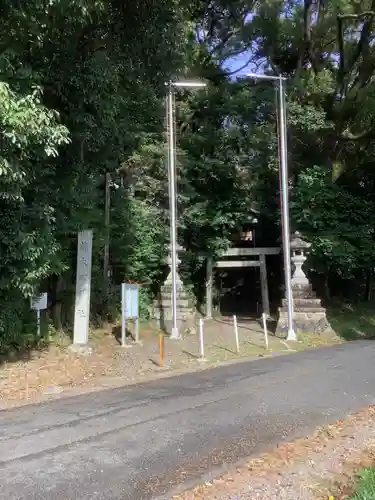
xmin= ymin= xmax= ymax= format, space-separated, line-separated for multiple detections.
xmin=103 ymin=172 xmax=111 ymax=308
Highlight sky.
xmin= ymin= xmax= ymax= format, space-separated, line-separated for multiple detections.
xmin=225 ymin=52 xmax=255 ymax=79
xmin=222 ymin=12 xmax=258 ymax=79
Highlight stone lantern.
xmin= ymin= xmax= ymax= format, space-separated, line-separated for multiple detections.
xmin=290 ymin=231 xmax=311 ymax=288
xmin=276 ymin=232 xmax=334 ymax=336
xmin=164 ymin=243 xmax=183 ymax=288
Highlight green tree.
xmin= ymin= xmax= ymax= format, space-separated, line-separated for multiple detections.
xmin=291 ymin=166 xmax=375 ymax=281
xmin=0 ymin=83 xmax=69 ymax=347
xmin=0 ymin=0 xmax=187 ymax=347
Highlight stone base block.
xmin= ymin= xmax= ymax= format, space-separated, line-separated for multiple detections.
xmin=152 ymin=307 xmax=197 ymax=336
xmin=159 ymin=316 xmax=197 ymax=336
xmin=68 ymin=344 xmax=93 ymax=356
xmin=153 ymin=306 xmax=193 ymax=321
xmin=159 ymin=296 xmax=191 ymax=309
xmin=279 ymin=306 xmax=328 ymax=314
xmin=152 ymin=277 xmax=197 ymax=336
xmin=276 ymin=310 xmax=335 ymax=336
xmin=291 ymin=288 xmax=316 ymax=299
xmin=282 ymin=298 xmax=321 ymax=307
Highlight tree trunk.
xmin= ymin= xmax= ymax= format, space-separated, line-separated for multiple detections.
xmin=49 ymin=275 xmax=64 ymax=331
xmin=52 ymin=301 xmax=63 ymax=331
xmin=324 ymin=274 xmax=331 ymax=301
xmin=365 ymin=268 xmax=373 ymax=302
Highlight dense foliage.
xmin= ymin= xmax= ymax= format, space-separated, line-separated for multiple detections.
xmin=2 ymin=0 xmax=375 ymax=350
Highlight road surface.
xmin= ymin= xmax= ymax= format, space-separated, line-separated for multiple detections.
xmin=1 ymin=341 xmax=375 ymax=499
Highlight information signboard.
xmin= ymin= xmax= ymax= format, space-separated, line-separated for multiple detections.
xmin=121 ymin=283 xmax=140 ymax=347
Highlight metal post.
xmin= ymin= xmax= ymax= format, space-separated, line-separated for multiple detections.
xmin=233 ymin=315 xmax=240 ymax=353
xmin=199 ymin=318 xmax=205 ymax=360
xmin=206 ymin=256 xmax=213 ymax=319
xmin=135 ymin=316 xmax=140 ymax=344
xmin=167 ymin=85 xmax=179 ymax=339
xmin=259 ymin=254 xmax=270 ymax=318
xmin=278 ymin=76 xmax=296 ymax=341
xmin=159 ymin=333 xmax=164 ymax=368
xmin=36 ymin=309 xmax=41 ymax=337
xmin=121 ymin=283 xmax=126 ymax=347
xmin=262 ymin=312 xmax=269 ymax=350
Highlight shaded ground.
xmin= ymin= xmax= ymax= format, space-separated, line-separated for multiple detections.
xmin=0 ymin=315 xmax=341 ymax=409
xmin=0 ymin=341 xmax=375 ymax=499
xmin=327 ymin=302 xmax=375 ymax=341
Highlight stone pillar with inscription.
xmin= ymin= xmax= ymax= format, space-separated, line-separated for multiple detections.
xmin=276 ymin=231 xmax=334 ymax=336
xmin=72 ymin=230 xmax=93 ymax=351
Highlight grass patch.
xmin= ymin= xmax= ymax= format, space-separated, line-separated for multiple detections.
xmin=296 ymin=332 xmax=343 ymax=348
xmin=327 ymin=302 xmax=375 ymax=341
xmin=350 ymin=468 xmax=375 ymax=499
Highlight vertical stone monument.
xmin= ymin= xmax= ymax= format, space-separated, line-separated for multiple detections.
xmin=71 ymin=230 xmax=93 ymax=353
xmin=153 ymin=244 xmax=196 ymax=335
xmin=276 ymin=231 xmax=334 ymax=336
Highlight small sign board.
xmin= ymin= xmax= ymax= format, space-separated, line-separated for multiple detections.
xmin=121 ymin=283 xmax=140 ymax=347
xmin=30 ymin=292 xmax=48 ymax=337
xmin=31 ymin=293 xmax=48 ymax=311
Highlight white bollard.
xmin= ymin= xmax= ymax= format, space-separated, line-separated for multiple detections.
xmin=36 ymin=309 xmax=41 ymax=337
xmin=262 ymin=312 xmax=269 ymax=350
xmin=233 ymin=315 xmax=240 ymax=353
xmin=199 ymin=318 xmax=205 ymax=360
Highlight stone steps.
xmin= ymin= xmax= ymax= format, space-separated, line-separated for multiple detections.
xmin=279 ymin=306 xmax=327 ymax=314
xmin=292 ymin=290 xmax=317 ymax=299
xmin=282 ymin=298 xmax=321 ymax=307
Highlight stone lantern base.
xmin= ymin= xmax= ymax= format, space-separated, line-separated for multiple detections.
xmin=151 ymin=244 xmax=196 ymax=335
xmin=152 ymin=270 xmax=196 ymax=336
xmin=276 ymin=283 xmax=334 ymax=336
xmin=276 ymin=231 xmax=335 ymax=337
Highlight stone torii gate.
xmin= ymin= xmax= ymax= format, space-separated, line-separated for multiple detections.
xmin=205 ymin=247 xmax=280 ymax=319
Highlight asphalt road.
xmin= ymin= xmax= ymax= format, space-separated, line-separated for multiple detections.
xmin=1 ymin=341 xmax=375 ymax=500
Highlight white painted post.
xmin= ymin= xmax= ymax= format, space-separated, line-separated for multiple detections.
xmin=262 ymin=312 xmax=269 ymax=350
xmin=73 ymin=230 xmax=93 ymax=345
xmin=121 ymin=282 xmax=127 ymax=347
xmin=233 ymin=315 xmax=240 ymax=353
xmin=36 ymin=310 xmax=41 ymax=337
xmin=259 ymin=254 xmax=270 ymax=317
xmin=199 ymin=318 xmax=205 ymax=360
xmin=206 ymin=256 xmax=213 ymax=319
xmin=135 ymin=316 xmax=140 ymax=343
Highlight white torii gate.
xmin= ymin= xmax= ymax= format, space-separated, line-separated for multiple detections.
xmin=205 ymin=247 xmax=280 ymax=319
